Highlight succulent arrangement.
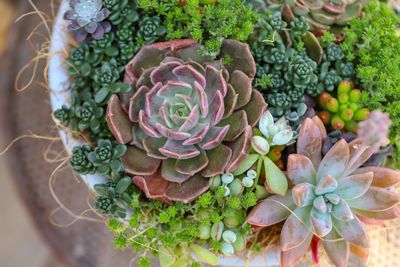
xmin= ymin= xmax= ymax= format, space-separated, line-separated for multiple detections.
xmin=51 ymin=0 xmax=400 ymax=266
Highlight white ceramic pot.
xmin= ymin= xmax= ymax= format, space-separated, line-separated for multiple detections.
xmin=48 ymin=2 xmax=282 ymax=266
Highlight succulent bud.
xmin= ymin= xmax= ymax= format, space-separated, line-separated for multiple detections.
xmin=255 ymin=185 xmax=269 ymax=200
xmin=251 ymin=136 xmax=270 ymax=155
xmin=349 ymin=89 xmax=361 ymax=102
xmin=326 ymin=98 xmax=339 ymax=113
xmin=319 ymin=92 xmax=332 ymax=106
xmin=349 ymin=103 xmax=359 ymax=111
xmin=242 ymin=177 xmax=254 ymax=187
xmin=338 ymin=80 xmax=352 ymax=95
xmin=247 ymin=169 xmax=257 ymax=179
xmin=222 ymin=230 xmax=237 ymax=243
xmin=331 ymin=115 xmax=345 ymax=130
xmin=318 ymin=111 xmax=331 ymax=125
xmin=232 ymin=233 xmax=246 ymax=252
xmin=198 ymin=224 xmax=211 ymax=240
xmin=354 ymin=108 xmax=370 ymax=121
xmin=223 ymin=208 xmax=246 ymax=228
xmin=338 ymin=93 xmax=349 ymax=104
xmin=221 ymin=242 xmax=235 ymax=256
xmin=345 ymin=120 xmax=358 ymax=134
xmin=267 ymin=148 xmax=282 ymax=162
xmin=341 ymin=108 xmax=354 ymax=121
xmin=229 ymin=179 xmax=243 ymax=196
xmin=222 ymin=173 xmax=234 ymax=184
xmin=211 ymin=222 xmax=224 ymax=241
xmin=209 ymin=175 xmax=222 ymax=191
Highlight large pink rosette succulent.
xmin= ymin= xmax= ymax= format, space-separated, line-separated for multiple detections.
xmin=247 ymin=116 xmax=400 ymax=267
xmin=106 ymin=39 xmax=267 ymax=203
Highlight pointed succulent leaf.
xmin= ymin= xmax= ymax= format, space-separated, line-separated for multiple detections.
xmin=232 ymin=154 xmax=259 ymax=176
xmin=287 ymin=154 xmax=316 ymax=185
xmin=218 ymin=110 xmax=248 ymax=141
xmin=310 ymin=207 xmax=333 ymax=237
xmin=303 ymin=31 xmax=323 ymax=64
xmin=354 ymin=167 xmax=400 ymax=188
xmin=352 ymin=206 xmax=400 ymax=221
xmin=247 ymin=192 xmax=296 ymax=227
xmin=106 ymin=95 xmax=133 ymax=144
xmin=322 ymin=229 xmax=350 ymax=267
xmin=222 ymin=84 xmax=238 ymax=118
xmin=317 ymin=140 xmax=349 ymax=182
xmin=190 ymin=244 xmax=219 ymax=266
xmin=315 ymin=174 xmax=338 ymax=195
xmin=292 ymin=183 xmax=316 ymax=207
xmin=271 ymin=129 xmax=294 ymax=146
xmin=259 ymin=110 xmax=274 ymax=139
xmin=346 ymin=187 xmax=400 ymax=212
xmin=175 ymin=150 xmax=209 ymax=176
xmin=331 ymin=199 xmax=354 ymax=221
xmin=297 ymin=118 xmax=323 ymax=168
xmin=122 ymin=146 xmax=160 ymax=176
xmin=220 ymin=39 xmax=256 ymax=78
xmin=164 ymin=174 xmax=210 ymax=203
xmin=281 ymin=234 xmax=313 ymax=267
xmin=264 ymin=156 xmax=289 ymax=196
xmin=335 ymin=172 xmax=373 ymax=200
xmin=332 ymin=216 xmax=370 ymax=248
xmin=161 ymin=159 xmax=191 ymax=184
xmin=226 ymin=126 xmax=252 ymax=172
xmin=241 ymin=90 xmax=268 ymax=127
xmin=201 ymin=144 xmax=232 ymax=177
xmin=229 ymin=70 xmax=252 ymax=109
xmin=281 ymin=206 xmax=312 ymax=251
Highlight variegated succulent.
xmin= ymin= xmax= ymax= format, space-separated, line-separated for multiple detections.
xmin=247 ymin=116 xmax=400 ymax=267
xmin=64 ymin=0 xmax=111 ymax=42
xmin=264 ymin=0 xmax=366 ymax=31
xmin=106 ymin=39 xmax=267 ymax=203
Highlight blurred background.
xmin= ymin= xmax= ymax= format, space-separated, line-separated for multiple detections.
xmin=0 ymin=0 xmax=135 ymax=266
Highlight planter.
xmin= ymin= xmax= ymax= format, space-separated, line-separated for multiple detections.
xmin=48 ymin=2 xmax=283 ymax=266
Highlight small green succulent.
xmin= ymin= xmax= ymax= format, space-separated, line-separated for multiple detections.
xmin=104 ymin=0 xmax=139 ymax=25
xmin=137 ymin=16 xmax=166 ymax=43
xmin=94 ymin=177 xmax=133 ymax=218
xmin=75 ymin=100 xmax=104 ymax=133
xmin=88 ymin=139 xmax=127 ymax=176
xmin=70 ymin=144 xmax=95 ymax=175
xmin=53 ymin=105 xmax=72 ymax=126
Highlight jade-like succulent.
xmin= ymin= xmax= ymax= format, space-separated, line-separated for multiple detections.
xmin=233 ymin=110 xmax=290 ymax=196
xmin=318 ymin=80 xmax=370 ymax=133
xmin=266 ymin=0 xmax=366 ymax=31
xmin=247 ymin=116 xmax=400 ymax=267
xmin=106 ymin=39 xmax=267 ymax=203
xmin=64 ymin=0 xmax=111 ymax=42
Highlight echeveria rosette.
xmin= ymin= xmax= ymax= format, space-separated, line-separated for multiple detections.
xmin=247 ymin=116 xmax=400 ymax=267
xmin=106 ymin=39 xmax=267 ymax=203
xmin=64 ymin=0 xmax=111 ymax=42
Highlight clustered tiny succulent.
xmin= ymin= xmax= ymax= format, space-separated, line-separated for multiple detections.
xmin=318 ymin=80 xmax=370 ymax=133
xmin=250 ymin=11 xmax=354 ymax=122
xmin=64 ymin=0 xmax=111 ymax=42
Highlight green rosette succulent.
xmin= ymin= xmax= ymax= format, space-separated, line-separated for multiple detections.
xmin=103 ymin=0 xmax=139 ymax=25
xmin=69 ymin=144 xmax=95 ymax=174
xmin=264 ymin=0 xmax=366 ymax=31
xmin=88 ymin=139 xmax=127 ymax=176
xmin=106 ymin=39 xmax=267 ymax=203
xmin=137 ymin=16 xmax=167 ymax=43
xmin=247 ymin=116 xmax=400 ymax=267
xmin=75 ymin=100 xmax=104 ymax=133
xmin=64 ymin=0 xmax=111 ymax=42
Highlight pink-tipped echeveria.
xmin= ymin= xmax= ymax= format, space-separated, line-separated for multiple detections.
xmin=247 ymin=116 xmax=400 ymax=267
xmin=64 ymin=0 xmax=111 ymax=42
xmin=106 ymin=39 xmax=267 ymax=203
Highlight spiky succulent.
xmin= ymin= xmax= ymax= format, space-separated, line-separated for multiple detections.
xmin=64 ymin=0 xmax=111 ymax=42
xmin=265 ymin=0 xmax=366 ymax=31
xmin=106 ymin=39 xmax=267 ymax=203
xmin=247 ymin=116 xmax=400 ymax=266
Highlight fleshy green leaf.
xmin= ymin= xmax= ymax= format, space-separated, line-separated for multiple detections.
xmin=190 ymin=244 xmax=219 ymax=266
xmin=159 ymin=247 xmax=175 ymax=267
xmin=263 ymin=156 xmax=288 ymax=195
xmin=232 ymin=154 xmax=259 ymax=175
xmin=115 ymin=177 xmax=131 ymax=193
